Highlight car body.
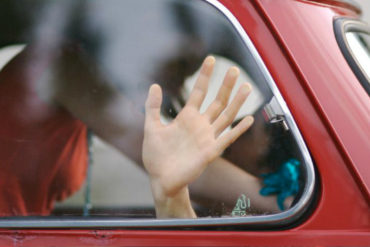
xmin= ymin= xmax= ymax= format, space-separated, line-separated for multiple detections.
xmin=0 ymin=0 xmax=369 ymax=246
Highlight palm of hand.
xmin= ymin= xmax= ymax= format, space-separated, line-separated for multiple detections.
xmin=143 ymin=107 xmax=218 ymax=195
xmin=143 ymin=56 xmax=253 ymax=197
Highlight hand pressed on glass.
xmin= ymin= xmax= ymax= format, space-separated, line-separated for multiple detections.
xmin=142 ymin=56 xmax=254 ymax=218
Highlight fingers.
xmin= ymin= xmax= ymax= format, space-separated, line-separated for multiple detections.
xmin=216 ymin=115 xmax=254 ymax=153
xmin=204 ymin=66 xmax=239 ymax=123
xmin=186 ymin=56 xmax=215 ymax=109
xmin=213 ymin=83 xmax=252 ymax=137
xmin=145 ymin=84 xmax=162 ymax=127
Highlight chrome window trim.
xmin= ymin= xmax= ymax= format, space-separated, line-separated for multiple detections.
xmin=0 ymin=0 xmax=315 ymax=229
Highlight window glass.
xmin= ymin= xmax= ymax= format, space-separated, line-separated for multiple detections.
xmin=346 ymin=32 xmax=370 ymax=83
xmin=0 ymin=0 xmax=311 ymax=223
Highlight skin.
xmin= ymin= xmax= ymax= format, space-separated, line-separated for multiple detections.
xmin=142 ymin=56 xmax=255 ymax=218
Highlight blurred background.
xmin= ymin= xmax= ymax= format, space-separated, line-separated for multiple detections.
xmin=356 ymin=0 xmax=370 ymax=24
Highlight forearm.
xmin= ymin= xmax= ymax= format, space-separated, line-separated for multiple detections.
xmin=189 ymin=157 xmax=290 ymax=213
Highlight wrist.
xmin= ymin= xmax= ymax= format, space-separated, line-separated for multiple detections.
xmin=150 ymin=179 xmax=196 ymax=218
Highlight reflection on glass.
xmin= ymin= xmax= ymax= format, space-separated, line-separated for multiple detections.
xmin=346 ymin=32 xmax=370 ymax=83
xmin=0 ymin=0 xmax=305 ymax=218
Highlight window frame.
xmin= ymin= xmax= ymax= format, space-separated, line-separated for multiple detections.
xmin=334 ymin=17 xmax=370 ymax=95
xmin=0 ymin=0 xmax=316 ymax=229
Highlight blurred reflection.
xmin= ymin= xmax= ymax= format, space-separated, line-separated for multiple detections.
xmin=0 ymin=0 xmax=303 ymax=217
xmin=346 ymin=32 xmax=370 ymax=80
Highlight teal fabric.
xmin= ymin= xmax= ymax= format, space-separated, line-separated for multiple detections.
xmin=259 ymin=159 xmax=300 ymax=210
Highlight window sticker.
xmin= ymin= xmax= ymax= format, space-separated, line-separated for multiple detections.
xmin=231 ymin=194 xmax=250 ymax=216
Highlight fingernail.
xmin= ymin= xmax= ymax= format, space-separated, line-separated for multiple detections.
xmin=229 ymin=67 xmax=240 ymax=77
xmin=205 ymin=56 xmax=215 ymax=65
xmin=246 ymin=116 xmax=254 ymax=124
xmin=241 ymin=83 xmax=251 ymax=94
xmin=150 ymin=83 xmax=161 ymax=93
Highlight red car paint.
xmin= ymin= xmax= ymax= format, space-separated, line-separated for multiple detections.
xmin=0 ymin=0 xmax=369 ymax=246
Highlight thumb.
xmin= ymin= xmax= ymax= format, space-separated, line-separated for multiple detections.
xmin=145 ymin=84 xmax=163 ymax=126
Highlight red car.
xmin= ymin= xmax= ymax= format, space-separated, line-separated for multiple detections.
xmin=0 ymin=0 xmax=369 ymax=246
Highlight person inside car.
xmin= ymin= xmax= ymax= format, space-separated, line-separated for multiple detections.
xmin=1 ymin=43 xmax=293 ymax=217
xmin=0 ymin=1 xmax=297 ymax=217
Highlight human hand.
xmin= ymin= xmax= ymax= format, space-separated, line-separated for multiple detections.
xmin=142 ymin=56 xmax=254 ymax=217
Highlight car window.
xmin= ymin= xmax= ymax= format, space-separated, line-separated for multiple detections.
xmin=335 ymin=18 xmax=370 ymax=95
xmin=346 ymin=32 xmax=370 ymax=84
xmin=0 ymin=0 xmax=314 ymax=228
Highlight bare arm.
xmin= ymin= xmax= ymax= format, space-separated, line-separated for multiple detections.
xmin=189 ymin=157 xmax=292 ymax=214
xmin=51 ymin=47 xmax=144 ymax=165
